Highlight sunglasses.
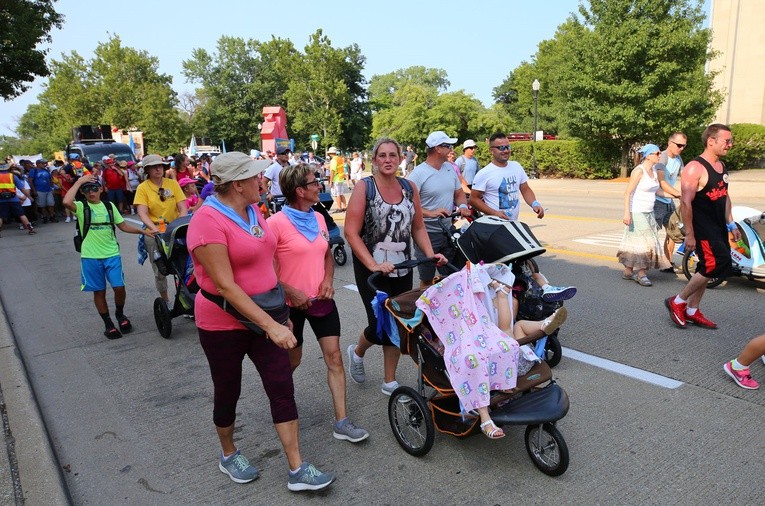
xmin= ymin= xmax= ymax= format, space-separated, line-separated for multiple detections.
xmin=300 ymin=180 xmax=321 ymax=188
xmin=81 ymin=186 xmax=100 ymax=193
xmin=438 ymin=143 xmax=453 ymax=149
xmin=719 ymin=138 xmax=733 ymax=146
xmin=671 ymin=141 xmax=686 ymax=149
xmin=158 ymin=188 xmax=171 ymax=202
xmin=490 ymin=145 xmax=511 ymax=152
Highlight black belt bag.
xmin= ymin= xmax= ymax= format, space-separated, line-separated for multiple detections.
xmin=201 ymin=285 xmax=290 ymax=335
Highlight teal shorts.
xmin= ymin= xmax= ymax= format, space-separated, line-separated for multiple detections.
xmin=81 ymin=256 xmax=125 ymax=291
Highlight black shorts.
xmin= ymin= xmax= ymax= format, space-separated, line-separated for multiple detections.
xmin=289 ymin=301 xmax=341 ymax=347
xmin=695 ymin=238 xmax=732 ymax=278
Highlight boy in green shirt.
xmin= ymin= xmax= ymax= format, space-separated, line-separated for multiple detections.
xmin=64 ymin=175 xmax=153 ymax=339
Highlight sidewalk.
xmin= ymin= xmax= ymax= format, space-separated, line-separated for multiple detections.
xmin=0 ymin=297 xmax=70 ymax=505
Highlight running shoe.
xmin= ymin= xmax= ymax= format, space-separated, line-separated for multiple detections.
xmin=723 ymin=362 xmax=759 ymax=390
xmin=333 ymin=419 xmax=369 ymax=443
xmin=664 ymin=297 xmax=686 ymax=328
xmin=219 ymin=450 xmax=259 ymax=484
xmin=347 ymin=344 xmax=365 ymax=383
xmin=287 ymin=462 xmax=335 ymax=492
xmin=685 ymin=309 xmax=717 ymax=329
xmin=541 ymin=285 xmax=577 ymax=302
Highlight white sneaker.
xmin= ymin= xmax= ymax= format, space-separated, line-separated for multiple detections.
xmin=381 ymin=380 xmax=400 ymax=396
xmin=65 ymin=217 xmax=71 ymax=223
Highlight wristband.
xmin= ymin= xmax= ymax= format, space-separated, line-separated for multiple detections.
xmin=726 ymin=222 xmax=737 ymax=232
xmin=531 ymin=200 xmax=541 ymax=208
xmin=458 ymin=204 xmax=468 ymax=210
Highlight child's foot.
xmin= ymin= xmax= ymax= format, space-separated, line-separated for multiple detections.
xmin=480 ymin=419 xmax=505 ymax=439
xmin=541 ymin=307 xmax=568 ymax=335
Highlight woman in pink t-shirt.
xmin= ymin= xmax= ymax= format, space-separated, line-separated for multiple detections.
xmin=268 ymin=164 xmax=369 ymax=443
xmin=187 ymin=152 xmax=335 ymax=490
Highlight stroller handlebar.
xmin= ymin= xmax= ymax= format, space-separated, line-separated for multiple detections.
xmin=367 ymin=258 xmax=437 ymax=291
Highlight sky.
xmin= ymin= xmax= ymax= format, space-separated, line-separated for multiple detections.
xmin=0 ymin=0 xmax=710 ymax=137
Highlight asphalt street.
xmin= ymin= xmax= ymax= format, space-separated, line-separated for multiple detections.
xmin=0 ymin=170 xmax=763 ymax=505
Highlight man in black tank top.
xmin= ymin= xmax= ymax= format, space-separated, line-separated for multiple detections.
xmin=664 ymin=124 xmax=740 ymax=330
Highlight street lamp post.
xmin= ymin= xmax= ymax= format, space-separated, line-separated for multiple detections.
xmin=531 ymin=79 xmax=540 ymax=179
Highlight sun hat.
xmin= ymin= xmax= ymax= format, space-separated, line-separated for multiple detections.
xmin=463 ymin=139 xmax=477 ymax=149
xmin=327 ymin=147 xmax=338 ymax=155
xmin=210 ymin=152 xmax=271 ymax=184
xmin=178 ymin=177 xmax=197 ymax=187
xmin=425 ymin=131 xmax=458 ymax=148
xmin=141 ymin=154 xmax=170 ymax=168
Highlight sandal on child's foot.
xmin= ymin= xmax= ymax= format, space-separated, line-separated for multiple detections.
xmin=118 ymin=316 xmax=132 ymax=334
xmin=480 ymin=420 xmax=505 ymax=439
xmin=541 ymin=307 xmax=568 ymax=335
xmin=104 ymin=327 xmax=122 ymax=340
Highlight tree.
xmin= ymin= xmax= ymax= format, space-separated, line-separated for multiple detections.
xmin=183 ymin=36 xmax=298 ymax=151
xmin=558 ymin=0 xmax=720 ymax=175
xmin=369 ymin=66 xmax=449 ymax=112
xmin=0 ymin=0 xmax=63 ymax=99
xmin=16 ymin=35 xmax=185 ymax=154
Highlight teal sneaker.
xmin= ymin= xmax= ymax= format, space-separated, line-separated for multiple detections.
xmin=287 ymin=462 xmax=335 ymax=492
xmin=219 ymin=450 xmax=259 ymax=484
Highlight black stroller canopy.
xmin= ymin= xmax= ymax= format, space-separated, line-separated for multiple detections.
xmin=456 ymin=216 xmax=546 ymax=264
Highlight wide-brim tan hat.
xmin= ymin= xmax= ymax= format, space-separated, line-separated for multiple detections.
xmin=141 ymin=154 xmax=170 ymax=167
xmin=211 ymin=152 xmax=271 ymax=184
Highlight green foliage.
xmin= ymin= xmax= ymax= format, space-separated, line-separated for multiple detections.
xmin=368 ymin=66 xmax=449 ymax=112
xmin=725 ymin=124 xmax=765 ymax=170
xmin=16 ymin=35 xmax=184 ymax=154
xmin=0 ymin=0 xmax=64 ymax=99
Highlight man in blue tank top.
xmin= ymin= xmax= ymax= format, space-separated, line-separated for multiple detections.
xmin=665 ymin=124 xmax=738 ymax=330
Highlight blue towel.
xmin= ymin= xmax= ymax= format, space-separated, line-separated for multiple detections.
xmin=371 ymin=290 xmax=400 ymax=347
xmin=137 ymin=233 xmax=148 ymax=265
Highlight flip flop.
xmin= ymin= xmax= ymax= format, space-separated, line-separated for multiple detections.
xmin=541 ymin=307 xmax=568 ymax=335
xmin=118 ymin=316 xmax=132 ymax=334
xmin=104 ymin=327 xmax=122 ymax=340
xmin=480 ymin=420 xmax=505 ymax=439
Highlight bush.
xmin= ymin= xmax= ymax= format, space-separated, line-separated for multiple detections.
xmin=457 ymin=139 xmax=616 ymax=179
xmin=678 ymin=123 xmax=765 ymax=170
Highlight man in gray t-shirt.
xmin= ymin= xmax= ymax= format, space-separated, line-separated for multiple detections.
xmin=407 ymin=131 xmax=470 ymax=287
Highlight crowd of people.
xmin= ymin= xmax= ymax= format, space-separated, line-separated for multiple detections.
xmin=3 ymin=120 xmax=760 ymax=495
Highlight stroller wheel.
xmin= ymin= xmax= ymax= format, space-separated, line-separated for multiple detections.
xmin=543 ymin=332 xmax=562 ymax=368
xmin=388 ymin=386 xmax=434 ymax=457
xmin=524 ymin=423 xmax=569 ymax=476
xmin=153 ymin=297 xmax=173 ymax=339
xmin=333 ymin=245 xmax=347 ymax=266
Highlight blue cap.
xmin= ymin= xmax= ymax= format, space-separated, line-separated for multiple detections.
xmin=638 ymin=144 xmax=661 ymax=159
xmin=68 ymin=153 xmax=80 ymax=159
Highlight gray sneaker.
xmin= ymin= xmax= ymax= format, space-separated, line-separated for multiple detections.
xmin=381 ymin=380 xmax=400 ymax=396
xmin=287 ymin=462 xmax=335 ymax=492
xmin=333 ymin=418 xmax=369 ymax=443
xmin=219 ymin=450 xmax=259 ymax=484
xmin=347 ymin=344 xmax=365 ymax=383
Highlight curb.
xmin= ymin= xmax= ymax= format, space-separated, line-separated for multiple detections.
xmin=0 ymin=298 xmax=71 ymax=505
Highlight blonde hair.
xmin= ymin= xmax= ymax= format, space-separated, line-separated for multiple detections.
xmin=280 ymin=163 xmax=314 ymax=203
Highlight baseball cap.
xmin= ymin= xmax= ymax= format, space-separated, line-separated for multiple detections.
xmin=178 ymin=177 xmax=197 ymax=187
xmin=68 ymin=153 xmax=80 ymax=159
xmin=276 ymin=146 xmax=291 ymax=155
xmin=463 ymin=139 xmax=477 ymax=149
xmin=141 ymin=154 xmax=170 ymax=168
xmin=425 ymin=131 xmax=458 ymax=148
xmin=36 ymin=158 xmax=48 ymax=164
xmin=211 ymin=152 xmax=271 ymax=184
xmin=327 ymin=147 xmax=338 ymax=155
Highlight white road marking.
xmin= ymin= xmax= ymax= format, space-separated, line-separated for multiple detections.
xmin=573 ymin=232 xmax=623 ymax=248
xmin=563 ymin=347 xmax=683 ymax=389
xmin=341 ymin=285 xmax=684 ymax=389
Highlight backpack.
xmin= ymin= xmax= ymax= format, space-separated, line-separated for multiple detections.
xmin=73 ymin=201 xmax=117 ymax=252
xmin=362 ymin=175 xmax=413 ymax=204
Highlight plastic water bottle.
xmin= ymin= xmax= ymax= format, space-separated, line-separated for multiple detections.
xmin=158 ymin=216 xmax=166 ymax=233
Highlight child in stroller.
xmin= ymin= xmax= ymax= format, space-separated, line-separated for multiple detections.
xmin=151 ymin=215 xmax=198 ymax=338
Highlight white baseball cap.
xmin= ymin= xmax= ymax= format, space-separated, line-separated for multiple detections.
xmin=425 ymin=131 xmax=458 ymax=148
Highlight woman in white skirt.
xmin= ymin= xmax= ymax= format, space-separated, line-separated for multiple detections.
xmin=617 ymin=144 xmax=671 ymax=286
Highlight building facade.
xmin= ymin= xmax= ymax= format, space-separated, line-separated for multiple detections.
xmin=709 ymin=0 xmax=765 ymax=125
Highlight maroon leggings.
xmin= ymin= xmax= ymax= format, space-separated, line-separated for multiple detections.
xmin=198 ymin=327 xmax=297 ymax=427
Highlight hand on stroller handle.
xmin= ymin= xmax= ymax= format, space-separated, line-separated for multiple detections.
xmin=367 ymin=253 xmax=450 ymax=290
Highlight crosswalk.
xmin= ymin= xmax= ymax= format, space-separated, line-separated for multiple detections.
xmin=573 ymin=231 xmax=624 ymax=249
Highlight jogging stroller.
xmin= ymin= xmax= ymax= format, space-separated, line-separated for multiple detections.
xmin=151 ymin=216 xmax=198 ymax=338
xmin=373 ymin=257 xmax=570 ymax=476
